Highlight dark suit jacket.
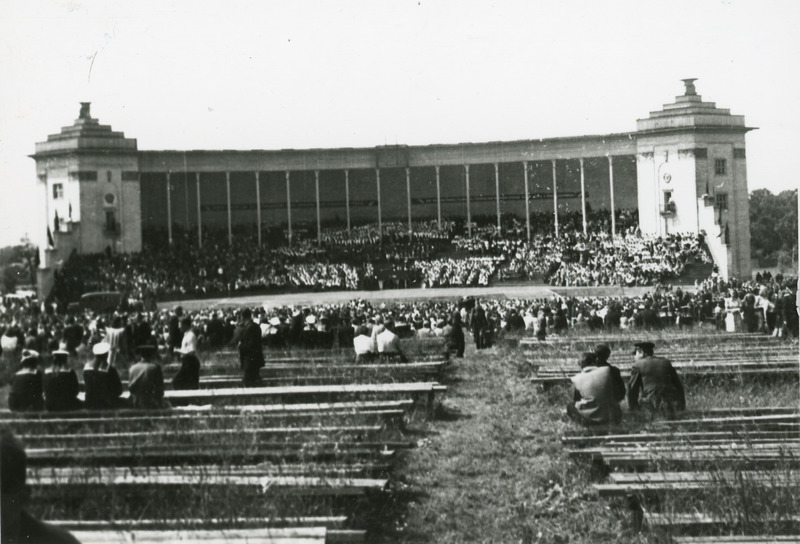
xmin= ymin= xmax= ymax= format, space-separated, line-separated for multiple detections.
xmin=628 ymin=355 xmax=685 ymax=411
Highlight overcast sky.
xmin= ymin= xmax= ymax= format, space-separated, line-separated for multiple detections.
xmin=1 ymin=0 xmax=798 ymax=248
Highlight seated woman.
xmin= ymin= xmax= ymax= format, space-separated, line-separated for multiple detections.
xmin=43 ymin=349 xmax=83 ymax=412
xmin=83 ymin=342 xmax=125 ymax=410
xmin=8 ymin=350 xmax=44 ymax=412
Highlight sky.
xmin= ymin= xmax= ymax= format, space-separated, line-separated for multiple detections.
xmin=1 ymin=0 xmax=799 ymax=248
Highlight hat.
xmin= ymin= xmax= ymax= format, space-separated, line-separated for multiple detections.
xmin=52 ymin=348 xmax=70 ymax=358
xmin=632 ymin=341 xmax=655 ymax=354
xmin=269 ymin=317 xmax=281 ymax=326
xmin=305 ymin=315 xmax=317 ymax=325
xmin=92 ymin=342 xmax=110 ymax=356
xmin=20 ymin=349 xmax=39 ymax=365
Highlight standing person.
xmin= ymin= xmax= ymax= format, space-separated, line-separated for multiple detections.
xmin=535 ymin=309 xmax=548 ymax=341
xmin=173 ymin=316 xmax=200 ymax=390
xmin=567 ymin=352 xmax=623 ymax=425
xmin=167 ymin=306 xmax=183 ymax=360
xmin=229 ymin=308 xmax=264 ymax=387
xmin=8 ymin=350 xmax=44 ymax=412
xmin=83 ymin=342 xmax=124 ymax=410
xmin=128 ymin=345 xmax=170 ymax=410
xmin=104 ymin=315 xmax=129 ymax=368
xmin=445 ymin=312 xmax=465 ymax=358
xmin=1 ymin=429 xmax=81 ymax=544
xmin=471 ymin=305 xmax=488 ymax=350
xmin=62 ymin=316 xmax=84 ymax=356
xmin=43 ymin=349 xmax=83 ymax=412
xmin=627 ymin=341 xmax=685 ymax=416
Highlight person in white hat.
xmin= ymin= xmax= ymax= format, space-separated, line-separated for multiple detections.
xmin=83 ymin=342 xmax=124 ymax=410
xmin=8 ymin=350 xmax=43 ymax=412
xmin=43 ymin=349 xmax=82 ymax=412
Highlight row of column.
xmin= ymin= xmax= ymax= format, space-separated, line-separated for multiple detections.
xmin=164 ymin=157 xmax=617 ymax=247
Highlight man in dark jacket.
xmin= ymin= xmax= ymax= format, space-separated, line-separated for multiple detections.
xmin=229 ymin=308 xmax=264 ymax=387
xmin=128 ymin=345 xmax=170 ymax=409
xmin=627 ymin=341 xmax=685 ymax=416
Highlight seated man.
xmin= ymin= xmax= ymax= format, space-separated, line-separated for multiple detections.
xmin=43 ymin=349 xmax=83 ymax=412
xmin=593 ymin=343 xmax=626 ymax=404
xmin=83 ymin=342 xmax=125 ymax=410
xmin=567 ymin=352 xmax=623 ymax=425
xmin=8 ymin=350 xmax=44 ymax=412
xmin=1 ymin=429 xmax=81 ymax=544
xmin=627 ymin=341 xmax=686 ymax=416
xmin=129 ymin=344 xmax=170 ymax=410
xmin=376 ymin=320 xmax=407 ymax=362
xmin=353 ymin=326 xmax=376 ymax=362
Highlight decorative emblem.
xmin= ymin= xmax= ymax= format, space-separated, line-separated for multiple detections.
xmin=663 ymin=173 xmax=672 ymax=183
xmin=104 ymin=193 xmax=116 ymax=205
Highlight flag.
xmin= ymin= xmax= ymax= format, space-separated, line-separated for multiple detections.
xmin=68 ymin=202 xmax=73 ymax=220
xmin=54 ymin=210 xmax=60 ymax=232
xmin=47 ymin=226 xmax=55 ymax=248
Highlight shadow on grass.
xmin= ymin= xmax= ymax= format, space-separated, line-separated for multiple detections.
xmin=433 ymin=402 xmax=472 ymax=422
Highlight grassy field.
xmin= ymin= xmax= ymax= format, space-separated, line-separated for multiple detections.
xmin=394 ymin=334 xmax=799 ymax=544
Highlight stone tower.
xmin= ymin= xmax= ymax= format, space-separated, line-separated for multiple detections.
xmin=635 ymin=79 xmax=754 ymax=279
xmin=30 ymin=103 xmax=141 ymax=296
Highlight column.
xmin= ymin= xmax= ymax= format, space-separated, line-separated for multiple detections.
xmin=184 ymin=176 xmax=190 ymax=230
xmin=552 ymin=159 xmax=559 ymax=238
xmin=166 ymin=172 xmax=173 ymax=245
xmin=523 ymin=161 xmax=530 ymax=242
xmin=225 ymin=171 xmax=232 ymax=246
xmin=344 ymin=169 xmax=351 ymax=236
xmin=435 ymin=165 xmax=442 ymax=229
xmin=406 ymin=167 xmax=412 ymax=232
xmin=376 ymin=168 xmax=382 ymax=237
xmin=196 ymin=173 xmax=203 ymax=248
xmin=464 ymin=164 xmax=472 ymax=237
xmin=579 ymin=158 xmax=587 ymax=236
xmin=608 ymin=155 xmax=616 ymax=238
xmin=254 ymin=172 xmax=261 ymax=248
xmin=285 ymin=171 xmax=292 ymax=244
xmin=494 ymin=163 xmax=501 ymax=233
xmin=315 ymin=170 xmax=321 ymax=244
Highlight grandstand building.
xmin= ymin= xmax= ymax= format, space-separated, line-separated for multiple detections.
xmin=31 ymin=79 xmax=753 ymax=295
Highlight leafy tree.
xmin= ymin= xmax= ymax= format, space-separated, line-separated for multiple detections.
xmin=750 ymin=188 xmax=798 ymax=263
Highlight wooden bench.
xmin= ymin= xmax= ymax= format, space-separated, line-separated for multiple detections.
xmin=52 ymin=516 xmax=348 ymax=529
xmin=671 ymin=537 xmax=800 ymax=544
xmin=28 ymin=467 xmax=389 ymax=495
xmin=70 ymin=527 xmax=366 ymax=544
xmin=595 ymin=470 xmax=800 ymax=496
xmin=643 ymin=510 xmax=800 ymax=530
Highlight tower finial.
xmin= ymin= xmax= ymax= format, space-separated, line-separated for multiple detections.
xmin=79 ymin=102 xmax=91 ymax=119
xmin=681 ymin=79 xmax=698 ymax=96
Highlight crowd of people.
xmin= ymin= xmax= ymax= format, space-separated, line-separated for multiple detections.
xmin=4 ymin=270 xmax=797 ymax=393
xmin=47 ymin=209 xmax=717 ymax=305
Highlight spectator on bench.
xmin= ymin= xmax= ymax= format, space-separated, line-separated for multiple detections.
xmin=593 ymin=343 xmax=626 ymax=405
xmin=8 ymin=350 xmax=44 ymax=412
xmin=354 ymin=326 xmax=376 ymax=362
xmin=43 ymin=348 xmax=83 ymax=412
xmin=377 ymin=320 xmax=407 ymax=362
xmin=1 ymin=429 xmax=81 ymax=544
xmin=628 ymin=341 xmax=685 ymax=417
xmin=129 ymin=345 xmax=170 ymax=410
xmin=83 ymin=342 xmax=125 ymax=410
xmin=567 ymin=352 xmax=624 ymax=425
